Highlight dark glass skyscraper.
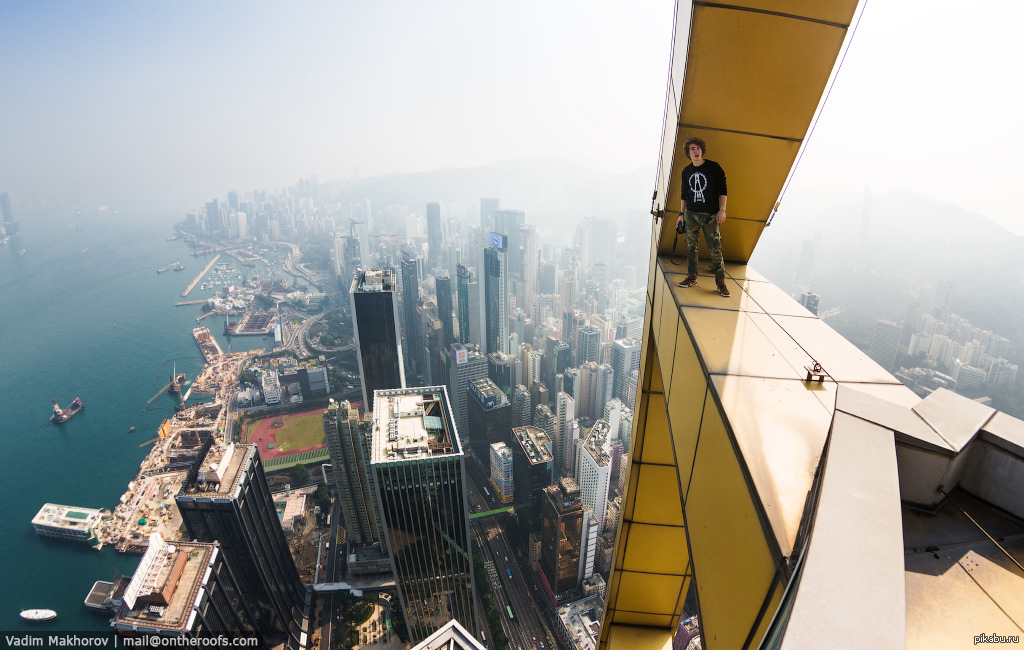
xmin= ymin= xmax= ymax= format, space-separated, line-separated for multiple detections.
xmin=512 ymin=425 xmax=554 ymax=544
xmin=370 ymin=387 xmax=476 ymax=643
xmin=482 ymin=233 xmax=509 ymax=355
xmin=540 ymin=477 xmax=586 ymax=606
xmin=455 ymin=264 xmax=479 ymax=346
xmin=435 ymin=273 xmax=455 ymax=351
xmin=176 ymin=444 xmax=309 ymax=646
xmin=350 ymin=268 xmax=405 ymax=412
xmin=401 ymin=255 xmax=423 ymax=381
xmin=426 ymin=202 xmax=442 ymax=271
xmin=466 ymin=377 xmax=511 ymax=462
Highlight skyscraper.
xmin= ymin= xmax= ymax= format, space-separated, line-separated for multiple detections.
xmin=323 ymin=399 xmax=380 ymax=545
xmin=487 ymin=351 xmax=518 ymax=398
xmin=512 ymin=425 xmax=554 ymax=544
xmin=466 ymin=377 xmax=511 ymax=462
xmin=577 ymin=362 xmax=614 ymax=422
xmin=176 ymin=444 xmax=309 ymax=645
xmin=540 ymin=477 xmax=588 ymax=605
xmin=545 ymin=336 xmax=571 ymax=406
xmin=482 ymin=233 xmax=509 ymax=355
xmin=351 ymin=268 xmax=406 ymax=412
xmin=798 ymin=290 xmax=820 ymax=315
xmin=555 ymin=391 xmax=577 ymax=477
xmin=435 ymin=274 xmax=455 ymax=352
xmin=456 ymin=264 xmax=481 ymax=346
xmin=111 ymin=535 xmax=258 ymax=638
xmin=489 ymin=442 xmax=514 ymax=504
xmin=563 ymin=310 xmax=586 ymax=366
xmin=869 ymin=319 xmax=903 ymax=373
xmin=576 ymin=420 xmax=611 ymax=535
xmin=446 ymin=343 xmax=488 ymax=445
xmin=492 ymin=210 xmax=525 ymax=279
xmin=610 ymin=338 xmax=641 ymax=403
xmin=401 ymin=255 xmax=423 ymax=381
xmin=480 ymin=197 xmax=499 ymax=233
xmin=511 ymin=384 xmax=533 ymax=429
xmin=426 ymin=202 xmax=443 ymax=271
xmin=576 ymin=325 xmax=602 ymax=366
xmin=370 ymin=387 xmax=476 ymax=643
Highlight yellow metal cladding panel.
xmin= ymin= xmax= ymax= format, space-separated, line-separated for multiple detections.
xmin=622 ymin=523 xmax=689 ymax=575
xmin=616 ymin=571 xmax=685 ymax=616
xmin=642 ymin=390 xmax=675 ymax=466
xmin=606 ymin=625 xmax=674 ymax=650
xmin=748 ymin=580 xmax=785 ymax=649
xmin=713 ymin=375 xmax=834 ymax=556
xmin=633 ymin=464 xmax=685 ymax=526
xmin=674 ymin=573 xmax=693 ymax=616
xmin=629 ymin=391 xmax=650 ymax=461
xmin=770 ymin=314 xmax=904 ymax=384
xmin=686 ymin=391 xmax=778 ymax=650
xmin=681 ymin=307 xmax=811 ymax=380
xmin=667 ymin=321 xmax=708 ymax=500
xmin=658 ymin=130 xmax=800 ymax=260
xmin=725 ymin=0 xmax=859 ymax=26
xmin=639 ymin=301 xmax=655 ymax=394
xmin=612 ymin=612 xmax=677 ymax=628
xmin=667 ymin=267 xmax=762 ymax=313
xmin=743 ymin=280 xmax=817 ymax=317
xmin=657 ymin=278 xmax=680 ymax=385
xmin=680 ymin=8 xmax=848 ymax=138
xmin=649 ymin=336 xmax=664 ymax=394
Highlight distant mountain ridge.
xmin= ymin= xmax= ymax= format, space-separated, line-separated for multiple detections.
xmin=333 ymin=158 xmax=656 ymax=238
xmin=752 ymin=189 xmax=1024 ymax=346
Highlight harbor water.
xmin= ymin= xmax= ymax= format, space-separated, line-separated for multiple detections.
xmin=0 ymin=203 xmax=299 ymax=631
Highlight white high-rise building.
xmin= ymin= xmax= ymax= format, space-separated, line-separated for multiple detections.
xmin=868 ymin=319 xmax=903 ymax=373
xmin=576 ymin=420 xmax=612 ymax=535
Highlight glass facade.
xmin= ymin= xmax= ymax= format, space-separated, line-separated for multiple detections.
xmin=540 ymin=477 xmax=585 ymax=605
xmin=176 ymin=446 xmax=308 ymax=646
xmin=371 ymin=388 xmax=477 ymax=644
xmin=351 ymin=269 xmax=405 ymax=412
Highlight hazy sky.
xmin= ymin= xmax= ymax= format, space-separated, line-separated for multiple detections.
xmin=3 ymin=1 xmax=1022 ymax=232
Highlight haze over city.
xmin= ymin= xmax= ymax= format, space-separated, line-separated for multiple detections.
xmin=3 ymin=2 xmax=1024 ymax=649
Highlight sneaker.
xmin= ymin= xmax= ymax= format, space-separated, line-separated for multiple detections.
xmin=717 ymin=282 xmax=731 ymax=297
xmin=677 ymin=275 xmax=697 ymax=288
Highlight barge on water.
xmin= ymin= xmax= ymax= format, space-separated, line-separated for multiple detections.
xmin=51 ymin=397 xmax=83 ymax=424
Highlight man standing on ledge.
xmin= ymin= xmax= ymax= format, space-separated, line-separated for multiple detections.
xmin=675 ymin=137 xmax=730 ymax=297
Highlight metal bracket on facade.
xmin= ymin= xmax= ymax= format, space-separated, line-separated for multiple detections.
xmin=804 ymin=361 xmax=826 ymax=383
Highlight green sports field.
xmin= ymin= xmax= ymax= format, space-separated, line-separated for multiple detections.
xmin=246 ymin=408 xmax=326 ymax=454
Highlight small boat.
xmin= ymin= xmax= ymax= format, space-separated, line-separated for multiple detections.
xmin=128 ymin=426 xmax=136 ymax=433
xmin=20 ymin=609 xmax=57 ymax=622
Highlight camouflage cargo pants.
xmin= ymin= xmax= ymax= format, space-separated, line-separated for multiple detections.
xmin=685 ymin=210 xmax=724 ymax=281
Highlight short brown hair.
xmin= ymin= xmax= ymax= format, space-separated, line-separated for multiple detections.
xmin=683 ymin=137 xmax=706 ymax=158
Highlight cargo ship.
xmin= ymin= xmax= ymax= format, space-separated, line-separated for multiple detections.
xmin=157 ymin=266 xmax=169 ymax=273
xmin=51 ymin=398 xmax=83 ymax=424
xmin=168 ymin=362 xmax=187 ymax=394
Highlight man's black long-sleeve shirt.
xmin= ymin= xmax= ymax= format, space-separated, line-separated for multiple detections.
xmin=681 ymin=160 xmax=727 ymax=214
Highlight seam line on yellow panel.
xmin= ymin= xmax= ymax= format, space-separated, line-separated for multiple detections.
xmin=692 ymin=2 xmax=851 ymax=29
xmin=622 ymin=519 xmax=686 ymax=529
xmin=741 ymin=574 xmax=784 ymax=650
xmin=677 ymin=123 xmax=803 ymax=143
xmin=618 ymin=569 xmax=688 ymax=578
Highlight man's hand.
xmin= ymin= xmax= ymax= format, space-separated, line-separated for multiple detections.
xmin=676 ymin=215 xmax=685 ymax=229
xmin=716 ymin=210 xmax=727 ymax=225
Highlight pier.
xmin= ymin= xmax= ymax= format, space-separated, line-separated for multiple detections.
xmin=175 ymin=299 xmax=208 ymax=306
xmin=180 ymin=254 xmax=220 ymax=297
